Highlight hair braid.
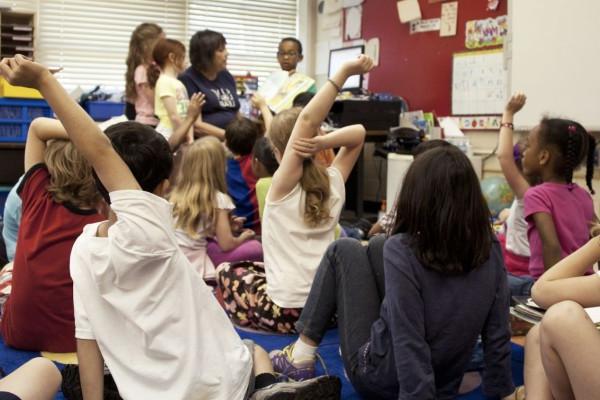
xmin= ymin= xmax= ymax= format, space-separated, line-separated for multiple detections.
xmin=586 ymin=133 xmax=596 ymax=194
xmin=564 ymin=129 xmax=576 ymax=185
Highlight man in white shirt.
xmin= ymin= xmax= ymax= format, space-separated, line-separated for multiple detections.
xmin=0 ymin=54 xmax=340 ymax=400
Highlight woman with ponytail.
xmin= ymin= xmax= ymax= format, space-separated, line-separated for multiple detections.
xmin=215 ymin=56 xmax=373 ymax=334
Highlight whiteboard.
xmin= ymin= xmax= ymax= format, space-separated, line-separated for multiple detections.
xmin=508 ymin=0 xmax=600 ymax=130
xmin=452 ymin=49 xmax=507 ymax=115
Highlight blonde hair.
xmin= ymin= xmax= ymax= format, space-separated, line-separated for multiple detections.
xmin=125 ymin=23 xmax=163 ymax=101
xmin=269 ymin=108 xmax=331 ymax=227
xmin=170 ymin=137 xmax=228 ymax=238
xmin=44 ymin=140 xmax=101 ymax=209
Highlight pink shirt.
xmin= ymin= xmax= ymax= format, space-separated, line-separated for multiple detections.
xmin=134 ymin=65 xmax=158 ymax=126
xmin=524 ymin=182 xmax=594 ymax=279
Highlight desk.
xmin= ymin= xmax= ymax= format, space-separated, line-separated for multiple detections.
xmin=0 ymin=142 xmax=24 ymax=185
xmin=346 ymin=130 xmax=388 ymax=218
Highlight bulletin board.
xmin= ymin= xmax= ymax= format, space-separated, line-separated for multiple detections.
xmin=451 ymin=49 xmax=506 ymax=115
xmin=361 ymin=0 xmax=507 ymax=116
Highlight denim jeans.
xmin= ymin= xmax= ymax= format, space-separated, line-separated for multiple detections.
xmin=295 ymin=236 xmax=386 ymax=384
xmin=507 ymin=273 xmax=535 ymax=297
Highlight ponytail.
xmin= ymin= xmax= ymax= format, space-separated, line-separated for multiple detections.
xmin=586 ymin=134 xmax=596 ymax=194
xmin=300 ymin=159 xmax=331 ymax=227
xmin=147 ymin=62 xmax=161 ymax=89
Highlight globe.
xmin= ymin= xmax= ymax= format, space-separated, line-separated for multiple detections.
xmin=480 ymin=176 xmax=515 ymax=217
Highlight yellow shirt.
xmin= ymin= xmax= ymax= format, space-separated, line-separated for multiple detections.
xmin=154 ymin=75 xmax=189 ymax=129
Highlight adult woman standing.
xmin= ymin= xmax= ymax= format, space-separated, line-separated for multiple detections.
xmin=179 ymin=30 xmax=239 ymax=140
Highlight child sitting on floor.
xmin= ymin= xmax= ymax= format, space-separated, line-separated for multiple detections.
xmin=0 ymin=54 xmax=341 ymax=400
xmin=170 ymin=136 xmax=262 ymax=280
xmin=216 ymin=56 xmax=372 ymax=334
xmin=224 ymin=116 xmax=262 ymax=234
xmin=270 ymin=145 xmax=516 ymax=399
xmin=1 ymin=118 xmax=103 ymax=353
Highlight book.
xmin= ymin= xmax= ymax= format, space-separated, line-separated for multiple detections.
xmin=510 ymin=296 xmax=600 ymax=328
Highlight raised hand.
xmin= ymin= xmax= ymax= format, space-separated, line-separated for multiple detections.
xmin=187 ymin=92 xmax=205 ymax=121
xmin=292 ymin=136 xmax=325 ymax=158
xmin=251 ymin=93 xmax=267 ymax=109
xmin=342 ymin=54 xmax=375 ymax=77
xmin=505 ymin=92 xmax=527 ymax=115
xmin=0 ymin=55 xmax=51 ymax=89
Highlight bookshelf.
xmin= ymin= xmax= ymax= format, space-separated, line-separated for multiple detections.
xmin=0 ymin=11 xmax=34 ymax=60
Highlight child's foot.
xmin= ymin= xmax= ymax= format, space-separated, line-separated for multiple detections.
xmin=269 ymin=343 xmax=316 ymax=381
xmin=250 ymin=375 xmax=341 ymax=400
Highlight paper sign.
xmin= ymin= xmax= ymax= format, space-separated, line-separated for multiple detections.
xmin=397 ymin=0 xmax=422 ymax=23
xmin=365 ymin=37 xmax=380 ymax=66
xmin=465 ymin=15 xmax=508 ymax=49
xmin=344 ymin=6 xmax=362 ymax=40
xmin=440 ymin=1 xmax=458 ymax=37
xmin=438 ymin=117 xmax=464 ymax=137
xmin=410 ymin=18 xmax=441 ymax=34
xmin=458 ymin=116 xmax=502 ymax=130
xmin=323 ymin=0 xmax=343 ymax=14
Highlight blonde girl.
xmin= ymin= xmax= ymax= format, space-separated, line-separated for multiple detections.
xmin=124 ymin=23 xmax=163 ymax=125
xmin=171 ymin=137 xmax=261 ymax=280
xmin=216 ymin=55 xmax=372 ymax=334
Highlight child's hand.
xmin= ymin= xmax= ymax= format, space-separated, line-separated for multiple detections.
xmin=187 ymin=92 xmax=205 ymax=121
xmin=230 ymin=215 xmax=247 ymax=234
xmin=239 ymin=229 xmax=255 ymax=241
xmin=0 ymin=55 xmax=52 ymax=89
xmin=292 ymin=136 xmax=325 ymax=158
xmin=342 ymin=55 xmax=374 ymax=77
xmin=251 ymin=93 xmax=267 ymax=109
xmin=505 ymin=93 xmax=526 ymax=114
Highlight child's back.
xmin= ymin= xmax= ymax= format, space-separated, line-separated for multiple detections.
xmin=1 ymin=137 xmax=102 ymax=352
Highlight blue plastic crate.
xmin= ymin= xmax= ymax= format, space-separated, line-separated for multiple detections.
xmin=0 ymin=98 xmax=53 ymax=143
xmin=84 ymin=101 xmax=124 ymax=121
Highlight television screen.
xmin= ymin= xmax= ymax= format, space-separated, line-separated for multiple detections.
xmin=328 ymin=45 xmax=365 ymax=90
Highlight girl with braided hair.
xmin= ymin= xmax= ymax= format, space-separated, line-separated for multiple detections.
xmin=516 ymin=106 xmax=596 ymax=291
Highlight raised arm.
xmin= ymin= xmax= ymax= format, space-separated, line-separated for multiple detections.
xmin=24 ymin=117 xmax=68 ymax=171
xmin=0 ymin=55 xmax=139 ymax=193
xmin=532 ymin=236 xmax=600 ymax=309
xmin=497 ymin=93 xmax=530 ymax=199
xmin=251 ymin=93 xmax=273 ymax=133
xmin=270 ymin=55 xmax=373 ymax=200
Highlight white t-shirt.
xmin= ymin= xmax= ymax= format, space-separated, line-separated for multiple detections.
xmin=505 ymin=198 xmax=530 ymax=257
xmin=70 ymin=190 xmax=251 ymax=400
xmin=262 ymin=167 xmax=345 ymax=308
xmin=175 ymin=191 xmax=235 ymax=280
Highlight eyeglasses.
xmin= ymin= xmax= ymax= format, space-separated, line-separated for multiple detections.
xmin=277 ymin=51 xmax=298 ymax=58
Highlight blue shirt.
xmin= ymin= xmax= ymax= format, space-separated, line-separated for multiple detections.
xmin=2 ymin=175 xmax=24 ymax=262
xmin=179 ymin=67 xmax=240 ymax=129
xmin=358 ymin=234 xmax=514 ymax=399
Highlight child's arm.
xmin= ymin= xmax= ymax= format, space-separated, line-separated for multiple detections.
xmin=270 ymin=55 xmax=373 ymax=200
xmin=193 ymin=120 xmax=226 ymax=140
xmin=0 ymin=55 xmax=139 ymax=193
xmin=532 ymin=236 xmax=600 ymax=308
xmin=77 ymin=339 xmax=104 ymax=400
xmin=161 ymin=95 xmax=185 ymax=132
xmin=293 ymin=124 xmax=366 ymax=182
xmin=214 ymin=209 xmax=254 ymax=251
xmin=168 ymin=92 xmax=204 ymax=152
xmin=497 ymin=93 xmax=530 ymax=198
xmin=24 ymin=117 xmax=68 ymax=171
xmin=251 ymin=93 xmax=273 ymax=133
xmin=534 ymin=212 xmax=563 ymax=271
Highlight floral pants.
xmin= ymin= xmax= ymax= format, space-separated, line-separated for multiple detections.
xmin=216 ymin=261 xmax=302 ymax=334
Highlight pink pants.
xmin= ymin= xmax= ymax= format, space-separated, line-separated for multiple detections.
xmin=206 ymin=239 xmax=263 ymax=268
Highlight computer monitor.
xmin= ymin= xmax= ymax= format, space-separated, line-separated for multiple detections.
xmin=328 ymin=45 xmax=365 ymax=92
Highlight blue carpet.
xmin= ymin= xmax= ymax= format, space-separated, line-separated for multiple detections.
xmin=0 ymin=332 xmax=523 ymax=400
xmin=237 ymin=328 xmax=525 ymax=400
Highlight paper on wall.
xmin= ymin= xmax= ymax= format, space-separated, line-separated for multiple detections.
xmin=440 ymin=1 xmax=458 ymax=37
xmin=323 ymin=0 xmax=343 ymax=14
xmin=344 ymin=5 xmax=362 ymax=40
xmin=410 ymin=18 xmax=440 ymax=34
xmin=343 ymin=0 xmax=363 ymax=7
xmin=397 ymin=0 xmax=422 ymax=23
xmin=365 ymin=37 xmax=380 ymax=66
xmin=320 ymin=11 xmax=342 ymax=29
xmin=438 ymin=116 xmax=464 ymax=137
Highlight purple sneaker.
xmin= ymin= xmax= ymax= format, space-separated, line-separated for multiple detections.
xmin=269 ymin=343 xmax=316 ymax=381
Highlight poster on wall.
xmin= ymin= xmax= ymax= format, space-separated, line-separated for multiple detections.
xmin=465 ymin=15 xmax=508 ymax=49
xmin=344 ymin=5 xmax=362 ymax=40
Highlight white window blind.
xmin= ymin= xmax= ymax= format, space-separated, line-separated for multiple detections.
xmin=36 ymin=0 xmax=187 ymax=89
xmin=187 ymin=0 xmax=298 ymax=81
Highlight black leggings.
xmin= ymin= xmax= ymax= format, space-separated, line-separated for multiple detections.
xmin=0 ymin=392 xmax=21 ymax=400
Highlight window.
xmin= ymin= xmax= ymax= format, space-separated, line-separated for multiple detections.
xmin=187 ymin=0 xmax=298 ymax=81
xmin=15 ymin=0 xmax=298 ymax=91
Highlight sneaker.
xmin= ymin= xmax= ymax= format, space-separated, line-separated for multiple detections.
xmin=269 ymin=343 xmax=316 ymax=381
xmin=250 ymin=375 xmax=341 ymax=400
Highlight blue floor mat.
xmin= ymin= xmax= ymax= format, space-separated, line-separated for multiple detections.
xmin=237 ymin=328 xmax=525 ymax=400
xmin=0 ymin=331 xmax=523 ymax=400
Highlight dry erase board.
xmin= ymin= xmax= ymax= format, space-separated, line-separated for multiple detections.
xmin=452 ymin=49 xmax=507 ymax=115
